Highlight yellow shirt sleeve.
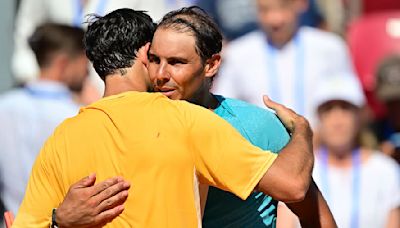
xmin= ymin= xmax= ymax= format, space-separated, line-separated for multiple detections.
xmin=182 ymin=102 xmax=278 ymax=200
xmin=13 ymin=127 xmax=66 ymax=227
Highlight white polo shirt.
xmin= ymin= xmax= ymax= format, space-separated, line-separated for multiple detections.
xmin=213 ymin=27 xmax=356 ymax=126
xmin=313 ymin=152 xmax=400 ymax=228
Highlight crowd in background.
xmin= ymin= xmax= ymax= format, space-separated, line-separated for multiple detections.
xmin=0 ymin=0 xmax=399 ymax=227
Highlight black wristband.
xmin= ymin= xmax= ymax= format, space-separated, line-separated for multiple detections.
xmin=51 ymin=208 xmax=59 ymax=228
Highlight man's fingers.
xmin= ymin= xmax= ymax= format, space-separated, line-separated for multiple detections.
xmin=263 ymin=95 xmax=298 ymax=131
xmin=72 ymin=173 xmax=96 ymax=188
xmin=93 ymin=205 xmax=125 ymax=226
xmin=93 ymin=180 xmax=130 ymax=205
xmin=263 ymin=95 xmax=289 ymax=113
xmin=92 ymin=177 xmax=124 ymax=196
xmin=96 ymin=189 xmax=129 ymax=213
xmin=262 ymin=95 xmax=278 ymax=111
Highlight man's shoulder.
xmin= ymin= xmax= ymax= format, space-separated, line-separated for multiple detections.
xmin=301 ymin=26 xmax=346 ymax=49
xmin=216 ymin=96 xmax=290 ymax=151
xmin=0 ymin=88 xmax=27 ymax=107
xmin=219 ymin=96 xmax=275 ymax=118
xmin=79 ymin=91 xmax=198 ymax=129
xmin=369 ymin=152 xmax=400 ymax=175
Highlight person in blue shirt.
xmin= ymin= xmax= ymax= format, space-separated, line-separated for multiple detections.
xmin=52 ymin=6 xmax=336 ymax=228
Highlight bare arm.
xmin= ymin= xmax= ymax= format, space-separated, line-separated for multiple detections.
xmin=258 ymin=96 xmax=314 ymax=203
xmin=284 ymin=179 xmax=337 ymax=228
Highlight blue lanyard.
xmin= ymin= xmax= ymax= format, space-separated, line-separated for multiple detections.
xmin=73 ymin=0 xmax=108 ymax=27
xmin=266 ymin=33 xmax=305 ymax=115
xmin=319 ymin=147 xmax=361 ymax=228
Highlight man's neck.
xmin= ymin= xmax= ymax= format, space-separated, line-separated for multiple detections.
xmin=267 ymin=28 xmax=298 ymax=49
xmin=326 ymin=145 xmax=362 ymax=168
xmin=103 ymin=67 xmax=148 ymax=97
xmin=39 ymin=67 xmax=62 ymax=82
xmin=189 ymin=89 xmax=219 ymax=111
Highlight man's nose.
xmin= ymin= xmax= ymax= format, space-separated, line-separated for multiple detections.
xmin=155 ymin=63 xmax=170 ymax=86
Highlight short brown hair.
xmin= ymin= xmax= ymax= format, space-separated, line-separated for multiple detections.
xmin=28 ymin=23 xmax=85 ymax=67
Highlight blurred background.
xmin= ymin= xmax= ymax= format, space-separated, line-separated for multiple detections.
xmin=0 ymin=0 xmax=399 ymax=227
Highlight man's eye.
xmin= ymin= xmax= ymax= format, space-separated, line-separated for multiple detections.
xmin=148 ymin=55 xmax=160 ymax=63
xmin=169 ymin=59 xmax=183 ymax=65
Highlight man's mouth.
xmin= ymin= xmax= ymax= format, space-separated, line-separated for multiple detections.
xmin=155 ymin=87 xmax=176 ymax=97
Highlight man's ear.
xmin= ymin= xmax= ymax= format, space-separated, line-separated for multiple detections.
xmin=137 ymin=42 xmax=151 ymax=66
xmin=204 ymin=54 xmax=222 ymax=78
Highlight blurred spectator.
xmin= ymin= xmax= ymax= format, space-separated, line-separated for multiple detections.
xmin=278 ymin=74 xmax=400 ymax=228
xmin=11 ymin=0 xmax=178 ymax=102
xmin=375 ymin=55 xmax=400 ymax=164
xmin=0 ymin=23 xmax=87 ymax=215
xmin=213 ymin=0 xmax=355 ymax=126
xmin=313 ymin=75 xmax=400 ymax=228
xmin=196 ymin=0 xmax=323 ymax=41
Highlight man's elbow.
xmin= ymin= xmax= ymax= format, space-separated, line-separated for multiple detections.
xmin=281 ymin=178 xmax=310 ymax=203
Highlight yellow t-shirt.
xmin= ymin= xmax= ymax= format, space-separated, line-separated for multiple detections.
xmin=14 ymin=91 xmax=277 ymax=227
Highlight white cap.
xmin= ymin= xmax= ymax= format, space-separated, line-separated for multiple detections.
xmin=313 ymin=73 xmax=366 ymax=110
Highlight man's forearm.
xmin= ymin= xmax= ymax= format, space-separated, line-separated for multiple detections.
xmin=259 ymin=117 xmax=314 ymax=202
xmin=286 ymin=179 xmax=337 ymax=228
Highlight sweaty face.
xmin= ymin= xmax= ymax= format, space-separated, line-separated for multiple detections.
xmin=256 ymin=0 xmax=303 ymax=46
xmin=148 ymin=28 xmax=207 ymax=101
xmin=318 ymin=101 xmax=360 ymax=152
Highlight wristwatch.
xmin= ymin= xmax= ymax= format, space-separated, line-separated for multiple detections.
xmin=50 ymin=208 xmax=59 ymax=228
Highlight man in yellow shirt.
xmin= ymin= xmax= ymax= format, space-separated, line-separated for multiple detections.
xmin=14 ymin=9 xmax=313 ymax=227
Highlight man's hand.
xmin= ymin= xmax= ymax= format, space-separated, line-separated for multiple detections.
xmin=263 ymin=95 xmax=310 ymax=135
xmin=56 ymin=174 xmax=130 ymax=228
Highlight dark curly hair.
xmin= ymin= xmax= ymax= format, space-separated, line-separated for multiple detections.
xmin=84 ymin=8 xmax=155 ymax=81
xmin=157 ymin=6 xmax=223 ymax=64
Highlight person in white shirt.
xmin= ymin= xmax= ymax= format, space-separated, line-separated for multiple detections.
xmin=278 ymin=74 xmax=400 ymax=228
xmin=0 ymin=23 xmax=88 ymax=214
xmin=12 ymin=0 xmax=194 ymax=102
xmin=213 ymin=0 xmax=355 ymax=126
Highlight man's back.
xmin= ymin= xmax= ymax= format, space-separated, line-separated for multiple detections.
xmin=15 ymin=91 xmax=277 ymax=227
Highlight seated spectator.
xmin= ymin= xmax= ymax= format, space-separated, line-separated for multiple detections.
xmin=278 ymin=74 xmax=400 ymax=228
xmin=313 ymin=74 xmax=400 ymax=228
xmin=0 ymin=23 xmax=87 ymax=214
